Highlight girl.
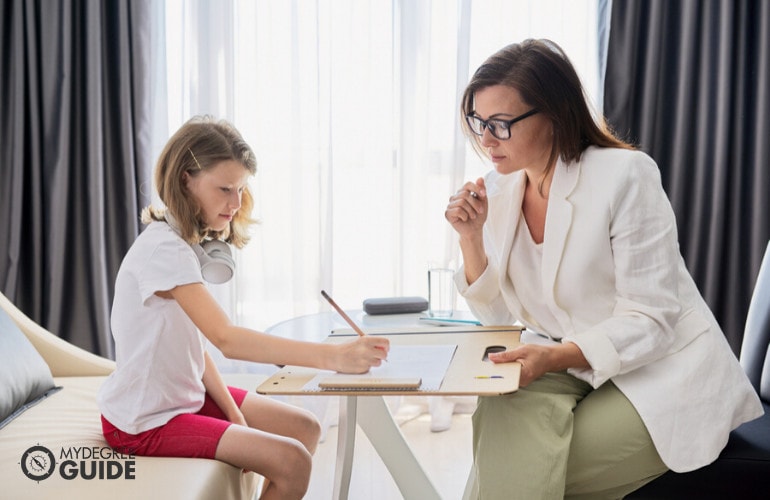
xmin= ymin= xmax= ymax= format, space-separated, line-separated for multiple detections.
xmin=98 ymin=116 xmax=389 ymax=500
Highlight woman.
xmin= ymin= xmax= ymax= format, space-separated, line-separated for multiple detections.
xmin=445 ymin=39 xmax=762 ymax=499
xmin=97 ymin=116 xmax=389 ymax=500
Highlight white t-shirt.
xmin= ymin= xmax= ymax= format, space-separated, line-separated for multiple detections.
xmin=97 ymin=222 xmax=207 ymax=434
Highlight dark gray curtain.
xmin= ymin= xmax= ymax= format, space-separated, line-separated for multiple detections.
xmin=0 ymin=0 xmax=152 ymax=357
xmin=603 ymin=0 xmax=770 ymax=354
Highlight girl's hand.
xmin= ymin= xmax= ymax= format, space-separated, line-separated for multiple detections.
xmin=227 ymin=408 xmax=248 ymax=427
xmin=333 ymin=336 xmax=390 ymax=374
xmin=445 ymin=178 xmax=488 ymax=238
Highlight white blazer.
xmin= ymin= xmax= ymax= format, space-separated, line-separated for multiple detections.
xmin=457 ymin=146 xmax=763 ymax=472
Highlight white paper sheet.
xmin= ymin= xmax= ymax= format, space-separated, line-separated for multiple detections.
xmin=303 ymin=344 xmax=457 ymax=392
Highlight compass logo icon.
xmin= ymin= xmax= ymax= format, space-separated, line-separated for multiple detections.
xmin=20 ymin=445 xmax=56 ymax=482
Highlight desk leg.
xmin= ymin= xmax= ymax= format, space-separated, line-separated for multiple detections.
xmin=462 ymin=462 xmax=478 ymax=500
xmin=332 ymin=396 xmax=357 ymax=500
xmin=357 ymin=397 xmax=441 ymax=500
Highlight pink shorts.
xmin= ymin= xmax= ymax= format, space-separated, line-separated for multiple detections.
xmin=101 ymin=386 xmax=248 ymax=459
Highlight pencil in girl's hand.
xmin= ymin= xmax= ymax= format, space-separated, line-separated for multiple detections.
xmin=320 ymin=290 xmax=366 ymax=337
xmin=321 ymin=290 xmax=388 ymax=362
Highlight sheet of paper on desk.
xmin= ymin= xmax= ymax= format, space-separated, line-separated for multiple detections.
xmin=303 ymin=344 xmax=457 ymax=392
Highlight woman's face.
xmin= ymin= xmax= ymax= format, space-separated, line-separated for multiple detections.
xmin=184 ymin=159 xmax=251 ymax=232
xmin=472 ymin=85 xmax=553 ymax=177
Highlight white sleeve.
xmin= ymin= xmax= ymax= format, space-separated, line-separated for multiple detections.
xmin=137 ymin=236 xmax=204 ymax=304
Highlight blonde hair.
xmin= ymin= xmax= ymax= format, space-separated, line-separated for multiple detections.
xmin=142 ymin=116 xmax=258 ymax=248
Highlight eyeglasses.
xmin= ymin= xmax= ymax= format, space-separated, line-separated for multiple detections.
xmin=465 ymin=109 xmax=539 ymax=140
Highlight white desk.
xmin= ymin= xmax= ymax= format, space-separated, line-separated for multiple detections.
xmin=265 ymin=310 xmax=486 ymax=429
xmin=263 ymin=313 xmax=521 ymax=500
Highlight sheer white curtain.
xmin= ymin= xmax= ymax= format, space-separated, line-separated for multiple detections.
xmin=158 ymin=0 xmax=599 ymax=344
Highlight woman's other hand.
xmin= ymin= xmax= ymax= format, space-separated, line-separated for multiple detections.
xmin=446 ymin=177 xmax=489 ymax=284
xmin=445 ymin=178 xmax=488 ymax=238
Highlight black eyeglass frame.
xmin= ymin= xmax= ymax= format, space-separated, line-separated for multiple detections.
xmin=465 ymin=109 xmax=540 ymax=140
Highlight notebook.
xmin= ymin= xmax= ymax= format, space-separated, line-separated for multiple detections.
xmin=318 ymin=377 xmax=422 ymax=390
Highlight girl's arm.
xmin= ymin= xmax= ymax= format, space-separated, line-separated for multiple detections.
xmin=201 ymin=350 xmax=246 ymax=426
xmin=168 ymin=283 xmax=389 ymax=373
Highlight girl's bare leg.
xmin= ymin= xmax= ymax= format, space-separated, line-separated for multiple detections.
xmin=215 ymin=393 xmax=322 ymax=500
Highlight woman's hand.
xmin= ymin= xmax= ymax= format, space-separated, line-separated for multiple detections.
xmin=332 ymin=336 xmax=391 ymax=374
xmin=445 ymin=178 xmax=488 ymax=238
xmin=488 ymin=343 xmax=589 ymax=387
xmin=446 ymin=177 xmax=489 ymax=284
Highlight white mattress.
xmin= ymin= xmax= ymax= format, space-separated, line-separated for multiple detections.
xmin=0 ymin=376 xmax=260 ymax=500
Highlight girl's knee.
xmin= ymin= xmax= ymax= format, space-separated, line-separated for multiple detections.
xmin=303 ymin=410 xmax=322 ymax=439
xmin=294 ymin=408 xmax=322 ymax=452
xmin=282 ymin=437 xmax=312 ymax=469
xmin=272 ymin=440 xmax=312 ymax=497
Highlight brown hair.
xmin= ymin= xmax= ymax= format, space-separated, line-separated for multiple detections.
xmin=142 ymin=116 xmax=258 ymax=248
xmin=460 ymin=39 xmax=633 ymax=192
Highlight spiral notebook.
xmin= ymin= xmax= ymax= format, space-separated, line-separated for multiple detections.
xmin=303 ymin=344 xmax=457 ymax=392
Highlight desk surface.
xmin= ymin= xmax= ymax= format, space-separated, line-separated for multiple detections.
xmin=257 ymin=327 xmax=522 ymax=396
xmin=266 ymin=309 xmax=484 ymax=341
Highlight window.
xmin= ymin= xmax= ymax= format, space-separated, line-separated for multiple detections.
xmin=157 ymin=0 xmax=600 ymax=343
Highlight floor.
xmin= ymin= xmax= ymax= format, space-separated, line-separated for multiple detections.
xmin=304 ymin=396 xmax=475 ymax=500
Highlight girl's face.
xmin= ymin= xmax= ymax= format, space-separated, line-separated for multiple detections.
xmin=472 ymin=85 xmax=553 ymax=177
xmin=184 ymin=160 xmax=251 ymax=232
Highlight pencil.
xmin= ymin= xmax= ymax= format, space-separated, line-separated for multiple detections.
xmin=321 ymin=290 xmax=388 ymax=362
xmin=320 ymin=290 xmax=366 ymax=337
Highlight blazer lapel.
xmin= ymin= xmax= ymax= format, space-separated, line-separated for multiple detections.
xmin=487 ymin=171 xmax=528 ymax=320
xmin=541 ymin=158 xmax=581 ymax=334
xmin=487 ymin=170 xmax=525 ymax=269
